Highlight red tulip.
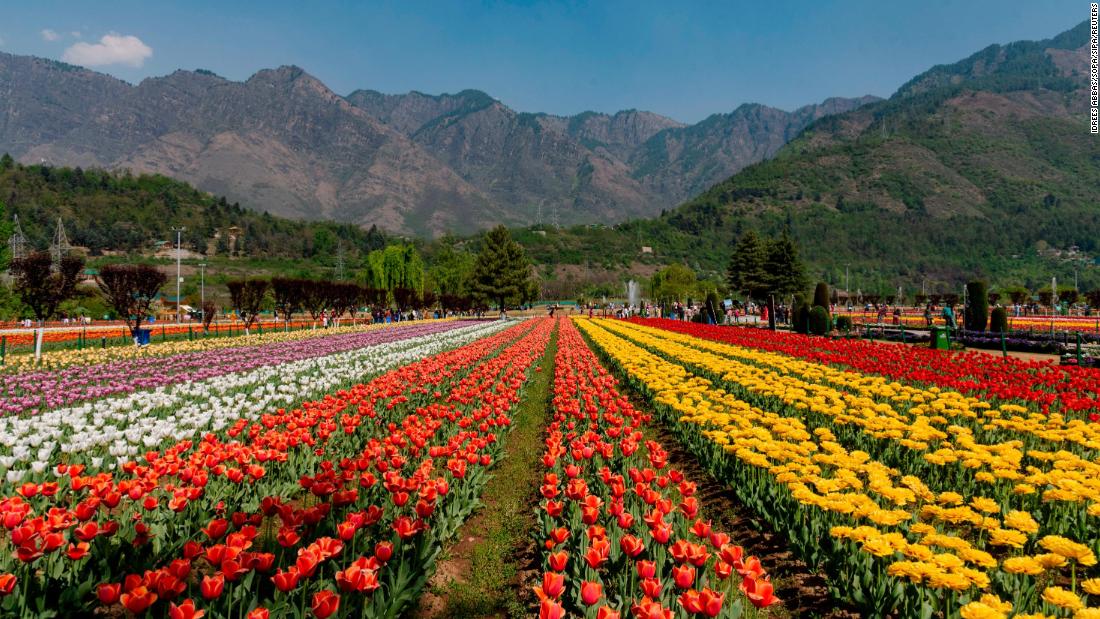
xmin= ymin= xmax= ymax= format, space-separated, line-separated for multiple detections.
xmin=738 ymin=555 xmax=764 ymax=579
xmin=640 ymin=577 xmax=663 ymax=599
xmin=393 ymin=516 xmax=422 ymax=540
xmin=276 ymin=528 xmax=300 ymax=547
xmin=690 ymin=519 xmax=712 ymax=538
xmin=596 ymin=606 xmax=621 ymax=619
xmin=699 ymin=587 xmax=724 ymax=617
xmin=74 ymin=521 xmax=100 ymax=542
xmin=311 ymin=590 xmax=340 ymax=619
xmin=203 ymin=518 xmax=229 ymax=540
xmin=741 ymin=576 xmax=779 ymax=608
xmin=97 ymin=582 xmax=120 ymax=604
xmin=168 ymin=599 xmax=205 ymax=619
xmin=535 ymin=571 xmax=565 ymax=600
xmin=66 ymin=542 xmax=90 ymax=561
xmin=678 ymin=589 xmax=703 ymax=614
xmin=580 ymin=580 xmax=603 ymax=605
xmin=544 ymin=500 xmax=564 ymax=517
xmin=336 ymin=521 xmax=357 ymax=541
xmin=719 ymin=543 xmax=744 ymax=566
xmin=296 ymin=549 xmax=321 ymax=577
xmin=121 ymin=586 xmax=158 ymax=614
xmin=247 ymin=608 xmax=270 ymax=619
xmin=0 ymin=574 xmax=16 ymax=597
xmin=539 ymin=599 xmax=566 ymax=619
xmin=374 ymin=541 xmax=394 ymax=563
xmin=631 ymin=598 xmax=673 ymax=619
xmin=547 ymin=550 xmax=568 ymax=571
xmin=271 ymin=568 xmax=301 ymax=592
xmin=619 ymin=534 xmax=645 ymax=558
xmin=200 ymin=574 xmax=224 ymax=600
xmin=649 ymin=522 xmax=672 ymax=544
xmin=636 ymin=560 xmax=657 ymax=579
xmin=672 ymin=564 xmax=695 ymax=589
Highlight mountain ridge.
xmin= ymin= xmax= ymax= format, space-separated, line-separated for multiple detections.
xmin=0 ymin=50 xmax=876 ymax=235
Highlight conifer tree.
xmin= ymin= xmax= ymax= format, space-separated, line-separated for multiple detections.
xmin=470 ymin=225 xmax=534 ymax=312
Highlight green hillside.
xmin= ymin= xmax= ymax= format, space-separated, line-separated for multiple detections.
xmin=0 ymin=156 xmax=386 ymax=261
xmin=517 ymin=20 xmax=1100 ymax=293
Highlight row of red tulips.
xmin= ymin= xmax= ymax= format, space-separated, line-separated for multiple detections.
xmin=631 ymin=318 xmax=1100 ymax=417
xmin=0 ymin=318 xmax=553 ymax=617
xmin=533 ymin=318 xmax=778 ymax=619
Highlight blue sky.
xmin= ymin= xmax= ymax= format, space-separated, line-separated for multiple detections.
xmin=0 ymin=0 xmax=1085 ymax=123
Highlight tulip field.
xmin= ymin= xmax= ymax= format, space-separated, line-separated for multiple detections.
xmin=2 ymin=313 xmax=1097 ymax=617
xmin=577 ymin=317 xmax=1100 ymax=618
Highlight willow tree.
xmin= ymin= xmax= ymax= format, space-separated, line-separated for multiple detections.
xmin=365 ymin=244 xmax=424 ymax=295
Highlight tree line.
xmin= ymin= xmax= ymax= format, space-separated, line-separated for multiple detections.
xmin=2 ymin=223 xmax=539 ymax=339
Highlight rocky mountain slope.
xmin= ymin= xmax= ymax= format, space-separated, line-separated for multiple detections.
xmin=346 ymin=88 xmax=875 ymax=225
xmin=0 ymin=51 xmax=874 ymax=235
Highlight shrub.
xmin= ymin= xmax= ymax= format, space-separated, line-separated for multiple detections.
xmin=990 ymin=307 xmax=1008 ymax=333
xmin=792 ymin=298 xmax=811 ymax=334
xmin=813 ymin=282 xmax=830 ymax=309
xmin=964 ymin=281 xmax=989 ymax=331
xmin=809 ymin=305 xmax=830 ymax=335
xmin=835 ymin=315 xmax=853 ymax=332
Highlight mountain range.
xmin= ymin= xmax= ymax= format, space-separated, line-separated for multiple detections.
xmin=519 ymin=19 xmax=1100 ymax=289
xmin=0 ymin=52 xmax=875 ymax=236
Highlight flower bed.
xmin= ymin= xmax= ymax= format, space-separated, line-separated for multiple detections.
xmin=0 ymin=318 xmax=553 ymax=617
xmin=580 ymin=318 xmax=1100 ymax=618
xmin=0 ymin=320 xmax=508 ymax=481
xmin=1 ymin=319 xmax=436 ymax=372
xmin=535 ymin=318 xmax=777 ymax=618
xmin=0 ymin=320 xmax=468 ymax=416
xmin=631 ymin=318 xmax=1100 ymax=417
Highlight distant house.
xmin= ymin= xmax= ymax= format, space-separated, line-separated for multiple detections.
xmin=640 ymin=246 xmax=653 ymax=254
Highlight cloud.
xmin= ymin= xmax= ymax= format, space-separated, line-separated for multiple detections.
xmin=62 ymin=33 xmax=152 ymax=68
xmin=70 ymin=31 xmax=81 ymax=39
xmin=40 ymin=29 xmax=59 ymax=42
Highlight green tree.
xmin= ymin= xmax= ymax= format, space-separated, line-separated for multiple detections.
xmin=763 ymin=231 xmax=807 ymax=329
xmin=727 ymin=230 xmax=768 ymax=302
xmin=428 ymin=244 xmax=475 ymax=297
xmin=366 ymin=244 xmax=425 ymax=294
xmin=650 ymin=263 xmax=697 ymax=305
xmin=311 ymin=228 xmax=337 ymax=258
xmin=964 ymin=281 xmax=989 ymax=331
xmin=470 ymin=225 xmax=534 ymax=312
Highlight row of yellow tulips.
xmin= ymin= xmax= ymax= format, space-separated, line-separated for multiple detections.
xmin=594 ymin=320 xmax=1100 ymax=513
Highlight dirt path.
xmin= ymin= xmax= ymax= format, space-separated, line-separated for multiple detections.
xmin=411 ymin=327 xmax=557 ymax=619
